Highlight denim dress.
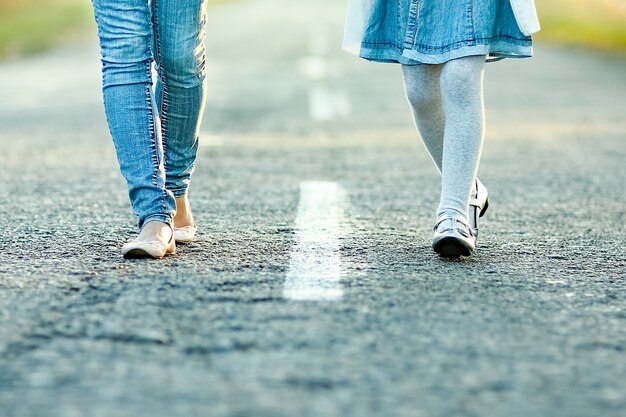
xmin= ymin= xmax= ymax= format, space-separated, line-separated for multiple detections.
xmin=359 ymin=0 xmax=533 ymax=64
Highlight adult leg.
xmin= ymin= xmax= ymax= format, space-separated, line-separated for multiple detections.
xmin=151 ymin=0 xmax=207 ymax=236
xmin=151 ymin=0 xmax=207 ymax=196
xmin=92 ymin=0 xmax=176 ymax=229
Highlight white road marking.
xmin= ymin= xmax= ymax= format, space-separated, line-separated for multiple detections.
xmin=309 ymin=87 xmax=352 ymax=122
xmin=283 ymin=181 xmax=345 ymax=301
xmin=297 ymin=57 xmax=329 ymax=80
xmin=299 ymin=26 xmax=352 ymax=122
xmin=309 ymin=26 xmax=331 ymax=57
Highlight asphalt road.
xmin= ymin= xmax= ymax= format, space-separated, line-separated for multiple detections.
xmin=0 ymin=0 xmax=625 ymax=416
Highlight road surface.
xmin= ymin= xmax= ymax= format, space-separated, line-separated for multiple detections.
xmin=0 ymin=0 xmax=625 ymax=416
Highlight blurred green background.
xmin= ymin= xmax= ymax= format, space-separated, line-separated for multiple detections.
xmin=0 ymin=0 xmax=625 ymax=60
xmin=0 ymin=0 xmax=228 ymax=59
xmin=0 ymin=0 xmax=91 ymax=59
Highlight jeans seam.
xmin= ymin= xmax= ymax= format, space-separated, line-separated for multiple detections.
xmin=145 ymin=65 xmax=159 ymax=191
xmin=467 ymin=0 xmax=475 ymax=40
xmin=150 ymin=0 xmax=170 ymax=217
xmin=141 ymin=69 xmax=170 ymax=228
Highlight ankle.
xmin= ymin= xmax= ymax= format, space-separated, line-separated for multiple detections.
xmin=138 ymin=220 xmax=173 ymax=242
xmin=174 ymin=196 xmax=194 ymax=227
xmin=436 ymin=208 xmax=467 ymax=220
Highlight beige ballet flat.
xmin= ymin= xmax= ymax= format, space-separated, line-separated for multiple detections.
xmin=121 ymin=230 xmax=176 ymax=259
xmin=174 ymin=225 xmax=197 ymax=244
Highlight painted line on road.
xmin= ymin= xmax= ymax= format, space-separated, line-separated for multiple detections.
xmin=297 ymin=56 xmax=329 ymax=80
xmin=299 ymin=25 xmax=352 ymax=123
xmin=283 ymin=181 xmax=345 ymax=301
xmin=309 ymin=26 xmax=331 ymax=57
xmin=309 ymin=87 xmax=351 ymax=122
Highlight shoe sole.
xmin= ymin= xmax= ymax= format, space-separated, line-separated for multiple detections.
xmin=122 ymin=245 xmax=176 ymax=259
xmin=123 ymin=248 xmax=164 ymax=259
xmin=175 ymin=240 xmax=194 ymax=245
xmin=174 ymin=237 xmax=194 ymax=245
xmin=433 ymin=236 xmax=473 ymax=258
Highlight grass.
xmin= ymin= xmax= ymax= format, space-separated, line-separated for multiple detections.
xmin=535 ymin=0 xmax=626 ymax=52
xmin=0 ymin=0 xmax=230 ymax=60
xmin=0 ymin=0 xmax=93 ymax=59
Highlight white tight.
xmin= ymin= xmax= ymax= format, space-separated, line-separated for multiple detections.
xmin=402 ymin=55 xmax=486 ymax=219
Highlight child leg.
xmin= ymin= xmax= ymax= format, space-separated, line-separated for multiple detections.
xmin=401 ymin=64 xmax=445 ymax=172
xmin=437 ymin=55 xmax=486 ymax=219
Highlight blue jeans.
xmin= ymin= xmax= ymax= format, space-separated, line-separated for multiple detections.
xmin=92 ymin=0 xmax=207 ymax=228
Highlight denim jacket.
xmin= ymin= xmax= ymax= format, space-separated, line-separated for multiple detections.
xmin=343 ymin=0 xmax=541 ymax=54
